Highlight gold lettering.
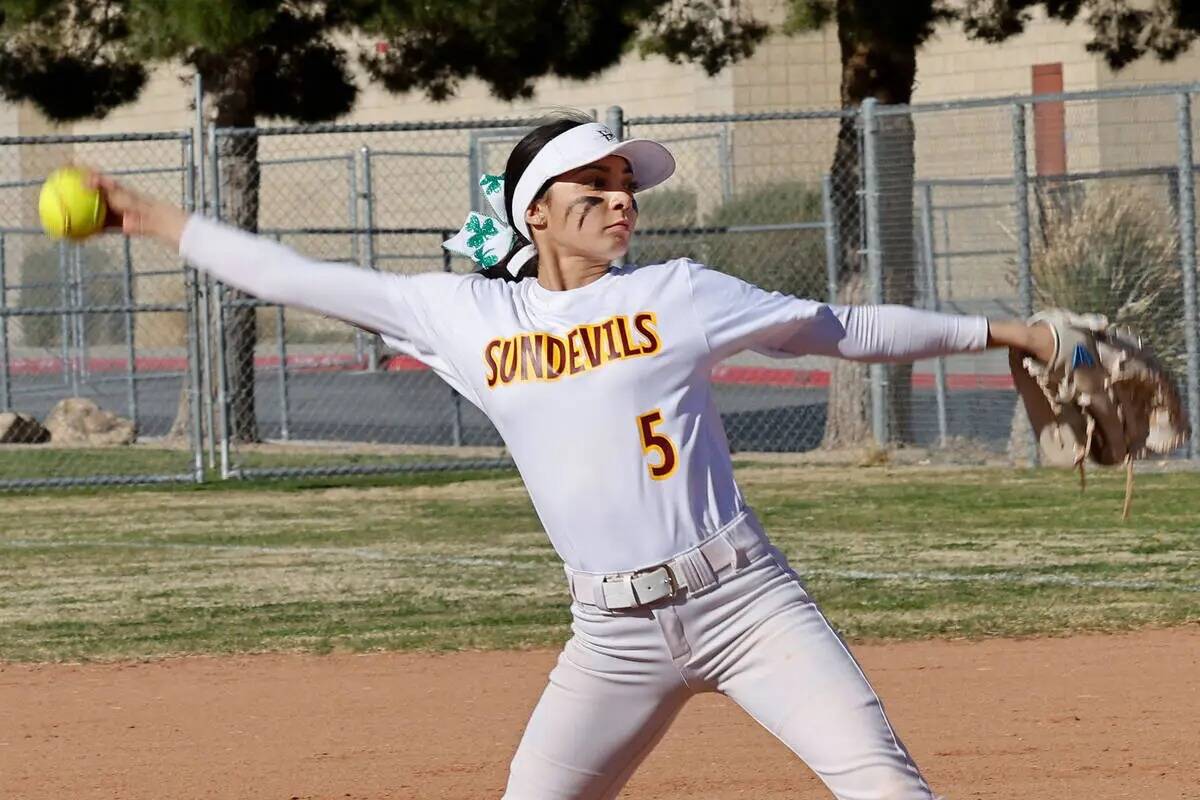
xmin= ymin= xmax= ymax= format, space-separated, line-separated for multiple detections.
xmin=518 ymin=335 xmax=539 ymax=382
xmin=579 ymin=324 xmax=605 ymax=368
xmin=499 ymin=340 xmax=518 ymax=385
xmin=484 ymin=339 xmax=502 ymax=388
xmin=567 ymin=328 xmax=585 ymax=375
xmin=633 ymin=312 xmax=660 ymax=355
xmin=600 ymin=318 xmax=620 ymax=361
xmin=615 ymin=316 xmax=641 ymax=357
xmin=484 ymin=312 xmax=662 ymax=387
xmin=546 ymin=334 xmax=567 ymax=379
xmin=528 ymin=334 xmax=546 ymax=380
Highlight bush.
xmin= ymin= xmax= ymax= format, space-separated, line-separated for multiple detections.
xmin=703 ymin=180 xmax=828 ymax=300
xmin=627 ymin=186 xmax=703 ymax=266
xmin=19 ymin=244 xmax=122 ymax=348
xmin=1025 ymin=185 xmax=1185 ymax=374
xmin=628 ymin=180 xmax=830 ymax=302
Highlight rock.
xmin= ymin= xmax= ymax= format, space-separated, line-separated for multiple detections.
xmin=44 ymin=398 xmax=136 ymax=446
xmin=0 ymin=411 xmax=51 ymax=444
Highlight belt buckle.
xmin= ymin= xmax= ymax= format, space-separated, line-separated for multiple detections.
xmin=660 ymin=562 xmax=679 ymax=595
xmin=629 ymin=562 xmax=679 ymax=606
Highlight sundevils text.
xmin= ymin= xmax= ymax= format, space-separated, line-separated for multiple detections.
xmin=484 ymin=312 xmax=661 ymax=388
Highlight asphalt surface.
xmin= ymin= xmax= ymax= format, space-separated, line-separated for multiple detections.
xmin=6 ymin=367 xmax=1016 ymax=455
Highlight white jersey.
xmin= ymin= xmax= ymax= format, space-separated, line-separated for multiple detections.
xmin=180 ymin=216 xmax=987 ymax=573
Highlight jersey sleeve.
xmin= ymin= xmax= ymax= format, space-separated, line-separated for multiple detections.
xmin=178 ymin=214 xmax=477 ymax=399
xmin=684 ymin=261 xmax=988 ymax=362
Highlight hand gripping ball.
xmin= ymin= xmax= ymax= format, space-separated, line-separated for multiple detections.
xmin=39 ymin=167 xmax=106 ymax=240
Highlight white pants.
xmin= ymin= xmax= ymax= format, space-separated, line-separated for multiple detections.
xmin=503 ymin=515 xmax=934 ymax=800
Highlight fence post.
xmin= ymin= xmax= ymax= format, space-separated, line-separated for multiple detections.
xmin=57 ymin=242 xmax=71 ymax=390
xmin=347 ymin=154 xmax=365 ymax=366
xmin=74 ymin=247 xmax=88 ymax=383
xmin=359 ymin=145 xmax=380 ymax=372
xmin=271 ymin=232 xmax=291 ymax=441
xmin=210 ymin=125 xmax=234 ymax=479
xmin=821 ymin=174 xmax=839 ymax=305
xmin=606 ymin=106 xmax=627 ymax=269
xmin=121 ymin=236 xmax=138 ymax=432
xmin=215 ymin=285 xmax=232 ymax=477
xmin=1012 ymin=101 xmax=1039 ymax=466
xmin=443 ymin=236 xmax=463 ymax=447
xmin=194 ymin=72 xmax=206 ymax=216
xmin=606 ymin=104 xmax=624 ymax=140
xmin=0 ymin=233 xmax=9 ymax=412
xmin=861 ymin=98 xmax=887 ymax=446
xmin=919 ymin=183 xmax=948 ymax=447
xmin=183 ymin=132 xmax=206 ymax=481
xmin=199 ymin=276 xmax=216 ymax=472
xmin=193 ymin=76 xmax=216 ymax=470
xmin=193 ymin=71 xmax=217 ymax=473
xmin=1177 ymin=92 xmax=1200 ymax=459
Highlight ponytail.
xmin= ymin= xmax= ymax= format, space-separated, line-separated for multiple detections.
xmin=481 ymin=235 xmax=539 ymax=282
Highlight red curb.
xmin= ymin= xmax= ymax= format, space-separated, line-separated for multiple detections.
xmin=8 ymin=354 xmax=1016 ymax=390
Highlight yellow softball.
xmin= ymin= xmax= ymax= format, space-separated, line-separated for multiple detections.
xmin=38 ymin=167 xmax=107 ymax=240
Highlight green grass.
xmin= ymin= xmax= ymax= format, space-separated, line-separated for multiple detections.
xmin=0 ymin=464 xmax=1197 ymax=661
xmin=0 ymin=446 xmax=197 ymax=480
xmin=0 ymin=446 xmax=505 ymax=485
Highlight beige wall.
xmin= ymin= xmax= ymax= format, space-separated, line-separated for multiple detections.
xmin=724 ymin=25 xmax=842 ymax=194
xmin=914 ymin=13 xmax=1100 ymax=101
xmin=54 ymin=47 xmax=735 ymax=135
xmin=5 ymin=10 xmax=1195 ymax=159
xmin=5 ymin=9 xmax=1194 ymax=199
xmin=3 ymin=8 xmax=1198 ymax=337
xmin=1091 ymin=48 xmax=1200 ymax=175
xmin=899 ymin=9 xmax=1198 ymax=305
xmin=910 ymin=9 xmax=1107 ymax=182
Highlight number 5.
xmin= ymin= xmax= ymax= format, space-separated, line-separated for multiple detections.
xmin=637 ymin=410 xmax=678 ymax=480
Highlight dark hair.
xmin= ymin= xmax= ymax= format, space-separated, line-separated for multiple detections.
xmin=480 ymin=111 xmax=594 ymax=281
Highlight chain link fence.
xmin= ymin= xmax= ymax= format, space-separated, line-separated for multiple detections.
xmin=0 ymin=131 xmax=202 ymax=488
xmin=2 ymin=82 xmax=1199 ymax=487
xmin=870 ymin=86 xmax=1198 ymax=462
xmin=623 ymin=108 xmax=849 ymax=452
xmin=206 ymin=121 xmax=538 ymax=480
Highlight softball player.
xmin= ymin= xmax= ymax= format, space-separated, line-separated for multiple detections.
xmin=92 ymin=113 xmax=1053 ymax=800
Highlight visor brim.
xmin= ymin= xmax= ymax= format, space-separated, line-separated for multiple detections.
xmin=511 ymin=123 xmax=677 ymax=240
xmin=601 ymin=139 xmax=676 ymax=192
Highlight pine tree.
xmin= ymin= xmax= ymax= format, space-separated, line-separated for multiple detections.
xmin=780 ymin=0 xmax=1199 ymax=448
xmin=0 ymin=0 xmax=761 ymax=442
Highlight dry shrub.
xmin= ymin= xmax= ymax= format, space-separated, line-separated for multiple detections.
xmin=1027 ymin=185 xmax=1185 ymax=374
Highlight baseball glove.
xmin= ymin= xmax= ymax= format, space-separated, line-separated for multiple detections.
xmin=1009 ymin=309 xmax=1190 ymax=518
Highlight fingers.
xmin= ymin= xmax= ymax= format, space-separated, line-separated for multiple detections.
xmin=90 ymin=173 xmax=124 ymax=196
xmin=77 ymin=166 xmax=136 ymax=213
xmin=98 ymin=179 xmax=139 ymax=213
xmin=66 ymin=165 xmax=124 ymax=232
xmin=77 ymin=164 xmax=114 ymax=194
xmin=62 ymin=163 xmax=187 ymax=245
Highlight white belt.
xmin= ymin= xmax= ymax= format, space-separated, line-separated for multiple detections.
xmin=565 ymin=512 xmax=770 ymax=611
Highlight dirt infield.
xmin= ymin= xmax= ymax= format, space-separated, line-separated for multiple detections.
xmin=2 ymin=627 xmax=1195 ymax=800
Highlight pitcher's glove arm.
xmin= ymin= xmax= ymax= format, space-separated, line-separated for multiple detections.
xmin=1009 ymin=309 xmax=1190 ymax=518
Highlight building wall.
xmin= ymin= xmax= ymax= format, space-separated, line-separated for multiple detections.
xmin=898 ymin=10 xmax=1194 ymax=307
xmin=914 ymin=13 xmax=1100 ymax=101
xmin=2 ymin=9 xmax=1198 ymax=342
xmin=7 ymin=11 xmax=1196 ymax=165
xmin=724 ymin=24 xmax=842 ymax=195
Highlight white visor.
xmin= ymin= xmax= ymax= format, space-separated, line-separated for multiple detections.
xmin=510 ymin=122 xmax=675 ymax=241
